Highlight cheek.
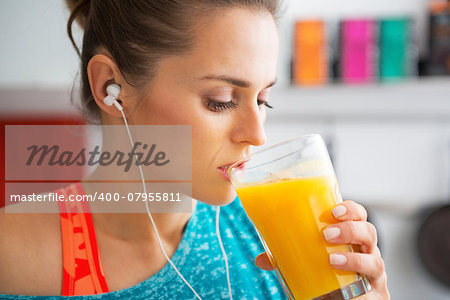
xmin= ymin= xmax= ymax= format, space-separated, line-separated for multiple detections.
xmin=190 ymin=116 xmax=236 ymax=204
xmin=137 ymin=100 xmax=193 ymax=125
xmin=191 ymin=112 xmax=235 ymax=156
xmin=134 ymin=84 xmax=199 ymax=125
xmin=191 ymin=117 xmax=224 ymax=169
xmin=136 ymin=92 xmax=235 ymax=200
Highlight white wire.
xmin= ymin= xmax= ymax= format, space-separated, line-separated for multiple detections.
xmin=216 ymin=206 xmax=233 ymax=300
xmin=119 ymin=109 xmax=202 ymax=300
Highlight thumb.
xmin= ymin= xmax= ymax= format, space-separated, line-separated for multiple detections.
xmin=254 ymin=252 xmax=275 ymax=271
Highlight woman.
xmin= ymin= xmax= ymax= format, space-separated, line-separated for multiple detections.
xmin=0 ymin=0 xmax=389 ymax=299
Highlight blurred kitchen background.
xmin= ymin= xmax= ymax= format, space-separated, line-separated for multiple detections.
xmin=1 ymin=0 xmax=449 ymax=299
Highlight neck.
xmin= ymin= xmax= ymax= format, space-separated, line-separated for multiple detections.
xmin=80 ymin=175 xmax=197 ymax=243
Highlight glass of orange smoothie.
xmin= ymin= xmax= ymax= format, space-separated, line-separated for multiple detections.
xmin=227 ymin=134 xmax=371 ymax=300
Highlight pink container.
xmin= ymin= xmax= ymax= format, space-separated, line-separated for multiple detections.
xmin=340 ymin=19 xmax=377 ymax=83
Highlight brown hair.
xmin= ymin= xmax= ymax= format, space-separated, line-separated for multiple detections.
xmin=66 ymin=0 xmax=281 ymax=122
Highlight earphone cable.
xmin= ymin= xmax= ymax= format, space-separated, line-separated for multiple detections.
xmin=119 ymin=109 xmax=203 ymax=300
xmin=216 ymin=206 xmax=233 ymax=300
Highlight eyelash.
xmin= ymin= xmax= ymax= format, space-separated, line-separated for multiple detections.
xmin=206 ymin=99 xmax=273 ymax=112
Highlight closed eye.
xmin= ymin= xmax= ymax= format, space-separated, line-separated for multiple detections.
xmin=206 ymin=100 xmax=237 ymax=112
xmin=257 ymin=100 xmax=273 ymax=109
xmin=206 ymin=99 xmax=273 ymax=113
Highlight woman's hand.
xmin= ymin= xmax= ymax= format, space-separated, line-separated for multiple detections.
xmin=254 ymin=200 xmax=390 ymax=299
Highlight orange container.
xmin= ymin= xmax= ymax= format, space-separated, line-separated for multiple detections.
xmin=292 ymin=20 xmax=328 ymax=85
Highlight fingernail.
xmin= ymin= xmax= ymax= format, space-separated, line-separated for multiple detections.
xmin=332 ymin=205 xmax=347 ymax=218
xmin=329 ymin=253 xmax=347 ymax=265
xmin=323 ymin=227 xmax=340 ymax=241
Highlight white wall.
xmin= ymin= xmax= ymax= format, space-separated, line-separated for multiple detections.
xmin=0 ymin=0 xmax=443 ymax=89
xmin=0 ymin=0 xmax=81 ymax=89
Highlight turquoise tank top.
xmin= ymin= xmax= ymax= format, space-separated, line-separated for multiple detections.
xmin=0 ymin=197 xmax=287 ymax=299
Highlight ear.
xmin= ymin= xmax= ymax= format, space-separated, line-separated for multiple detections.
xmin=87 ymin=54 xmax=129 ymax=117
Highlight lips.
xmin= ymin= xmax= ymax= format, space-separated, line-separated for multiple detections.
xmin=217 ymin=159 xmax=248 ymax=181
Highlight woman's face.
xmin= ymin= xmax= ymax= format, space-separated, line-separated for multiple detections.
xmin=130 ymin=8 xmax=279 ymax=205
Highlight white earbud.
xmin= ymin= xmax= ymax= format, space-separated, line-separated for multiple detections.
xmin=103 ymin=83 xmax=123 ymax=111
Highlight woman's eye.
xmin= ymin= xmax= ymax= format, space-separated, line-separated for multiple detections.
xmin=206 ymin=100 xmax=237 ymax=112
xmin=206 ymin=99 xmax=273 ymax=112
xmin=257 ymin=100 xmax=273 ymax=109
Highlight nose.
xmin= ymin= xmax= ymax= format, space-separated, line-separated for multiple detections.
xmin=231 ymin=102 xmax=267 ymax=146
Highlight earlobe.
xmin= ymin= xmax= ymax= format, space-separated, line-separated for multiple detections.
xmin=87 ymin=54 xmax=125 ymax=117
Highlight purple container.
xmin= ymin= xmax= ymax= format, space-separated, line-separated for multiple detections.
xmin=340 ymin=19 xmax=377 ymax=83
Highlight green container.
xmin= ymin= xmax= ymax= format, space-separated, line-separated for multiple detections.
xmin=379 ymin=18 xmax=414 ymax=80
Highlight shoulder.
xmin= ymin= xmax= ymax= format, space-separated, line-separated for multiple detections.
xmin=0 ymin=203 xmax=62 ymax=296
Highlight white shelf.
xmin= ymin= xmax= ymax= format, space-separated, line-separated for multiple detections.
xmin=269 ymin=77 xmax=450 ymax=121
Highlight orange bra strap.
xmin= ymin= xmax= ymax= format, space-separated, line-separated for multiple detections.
xmin=56 ymin=183 xmax=109 ymax=296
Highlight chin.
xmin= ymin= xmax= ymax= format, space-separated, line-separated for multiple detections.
xmin=192 ymin=181 xmax=237 ymax=206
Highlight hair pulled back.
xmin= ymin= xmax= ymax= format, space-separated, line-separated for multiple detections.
xmin=66 ymin=0 xmax=280 ymax=121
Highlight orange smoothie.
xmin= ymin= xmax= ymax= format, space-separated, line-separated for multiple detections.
xmin=236 ymin=175 xmax=358 ymax=300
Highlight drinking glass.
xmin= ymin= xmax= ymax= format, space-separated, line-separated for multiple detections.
xmin=227 ymin=134 xmax=371 ymax=300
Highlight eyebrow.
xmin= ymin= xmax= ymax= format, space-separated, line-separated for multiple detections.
xmin=200 ymin=75 xmax=277 ymax=89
